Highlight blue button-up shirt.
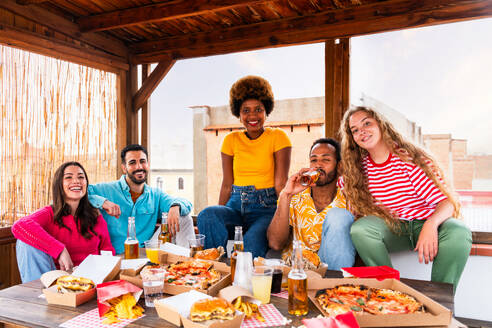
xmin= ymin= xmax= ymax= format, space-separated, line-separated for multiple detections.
xmin=88 ymin=175 xmax=192 ymax=254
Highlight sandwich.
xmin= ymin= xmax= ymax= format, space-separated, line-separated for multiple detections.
xmin=56 ymin=275 xmax=95 ymax=292
xmin=190 ymin=297 xmax=235 ymax=322
xmin=193 ymin=246 xmax=224 ymax=260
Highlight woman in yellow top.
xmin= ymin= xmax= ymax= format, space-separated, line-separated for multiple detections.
xmin=197 ymin=76 xmax=292 ymax=257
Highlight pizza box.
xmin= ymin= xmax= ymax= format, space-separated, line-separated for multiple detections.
xmin=155 ymin=289 xmax=244 ymax=328
xmin=307 ymin=277 xmax=452 ymax=327
xmin=120 ymin=258 xmax=231 ymax=296
xmin=119 ymin=258 xmax=149 ymax=276
xmin=40 ymin=255 xmax=121 ymax=307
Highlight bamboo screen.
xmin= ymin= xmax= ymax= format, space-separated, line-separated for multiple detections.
xmin=0 ymin=45 xmax=117 ymax=227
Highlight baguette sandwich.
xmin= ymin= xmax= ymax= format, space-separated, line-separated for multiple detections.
xmin=56 ymin=275 xmax=95 ymax=292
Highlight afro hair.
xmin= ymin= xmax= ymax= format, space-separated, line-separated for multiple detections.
xmin=229 ymin=75 xmax=274 ymax=117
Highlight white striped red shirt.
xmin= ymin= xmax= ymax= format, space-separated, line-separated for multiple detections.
xmin=341 ymin=153 xmax=447 ymax=221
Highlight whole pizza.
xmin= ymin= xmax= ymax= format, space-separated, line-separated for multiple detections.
xmin=165 ymin=260 xmax=221 ymax=290
xmin=315 ymin=284 xmax=424 ymax=316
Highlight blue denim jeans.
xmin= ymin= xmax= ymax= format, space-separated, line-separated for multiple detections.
xmin=317 ymin=208 xmax=356 ymax=270
xmin=197 ymin=185 xmax=277 ymax=258
xmin=16 ymin=240 xmax=56 ymax=283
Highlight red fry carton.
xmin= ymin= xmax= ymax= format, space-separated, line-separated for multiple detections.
xmin=341 ymin=266 xmax=399 ymax=281
xmin=96 ymin=279 xmax=143 ymax=317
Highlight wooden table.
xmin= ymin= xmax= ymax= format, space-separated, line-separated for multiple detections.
xmin=0 ymin=270 xmax=465 ymax=328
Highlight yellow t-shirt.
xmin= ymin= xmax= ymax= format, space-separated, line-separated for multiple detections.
xmin=221 ymin=127 xmax=291 ymax=189
xmin=281 ymin=187 xmax=346 ymax=263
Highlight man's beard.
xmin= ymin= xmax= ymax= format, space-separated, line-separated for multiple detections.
xmin=127 ymin=169 xmax=147 ymax=184
xmin=315 ymin=169 xmax=337 ymax=187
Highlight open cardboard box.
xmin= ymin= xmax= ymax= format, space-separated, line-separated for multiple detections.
xmin=155 ymin=288 xmax=245 ymax=328
xmin=120 ymin=256 xmax=231 ymax=296
xmin=119 ymin=258 xmax=149 ymax=276
xmin=307 ymin=277 xmax=452 ymax=327
xmin=41 ymin=255 xmax=121 ymax=307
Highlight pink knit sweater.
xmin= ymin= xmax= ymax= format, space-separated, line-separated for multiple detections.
xmin=12 ymin=206 xmax=115 ymax=267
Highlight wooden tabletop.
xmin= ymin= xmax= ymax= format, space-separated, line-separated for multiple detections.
xmin=0 ymin=270 xmax=462 ymax=328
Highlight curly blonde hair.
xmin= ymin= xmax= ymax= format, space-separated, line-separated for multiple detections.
xmin=339 ymin=106 xmax=461 ymax=233
xmin=229 ymin=75 xmax=274 ymax=117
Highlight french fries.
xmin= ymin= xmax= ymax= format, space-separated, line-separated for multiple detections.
xmin=232 ymin=296 xmax=265 ymax=322
xmin=102 ymin=293 xmax=145 ymax=325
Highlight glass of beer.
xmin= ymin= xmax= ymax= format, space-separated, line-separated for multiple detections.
xmin=300 ymin=170 xmax=320 ymax=186
xmin=188 ymin=234 xmax=205 ymax=257
xmin=252 ymin=266 xmax=273 ymax=304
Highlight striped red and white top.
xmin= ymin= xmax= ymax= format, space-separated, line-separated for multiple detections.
xmin=341 ymin=153 xmax=447 ymax=221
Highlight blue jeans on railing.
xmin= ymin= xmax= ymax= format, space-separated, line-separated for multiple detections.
xmin=197 ymin=185 xmax=277 ymax=258
xmin=16 ymin=240 xmax=56 ymax=283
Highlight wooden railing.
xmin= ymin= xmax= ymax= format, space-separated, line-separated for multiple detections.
xmin=0 ymin=227 xmax=21 ymax=290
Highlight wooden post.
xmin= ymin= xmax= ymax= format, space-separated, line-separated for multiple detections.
xmin=116 ymin=70 xmax=128 ymax=177
xmin=141 ymin=64 xmax=151 ymax=153
xmin=324 ymin=38 xmax=350 ymax=139
xmin=127 ymin=64 xmax=139 ymax=145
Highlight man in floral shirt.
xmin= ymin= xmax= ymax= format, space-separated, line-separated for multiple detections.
xmin=267 ymin=138 xmax=355 ymax=270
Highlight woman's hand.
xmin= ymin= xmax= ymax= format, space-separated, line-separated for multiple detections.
xmin=167 ymin=205 xmax=180 ymax=236
xmin=58 ymin=247 xmax=74 ymax=271
xmin=414 ymin=220 xmax=439 ymax=264
xmin=414 ymin=199 xmax=454 ymax=264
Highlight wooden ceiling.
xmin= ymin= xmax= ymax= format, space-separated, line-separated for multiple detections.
xmin=1 ymin=0 xmax=492 ymax=68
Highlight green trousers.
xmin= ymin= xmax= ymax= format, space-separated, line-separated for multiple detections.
xmin=350 ymin=216 xmax=472 ymax=291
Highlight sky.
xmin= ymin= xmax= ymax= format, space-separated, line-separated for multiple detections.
xmin=150 ymin=17 xmax=492 ymax=169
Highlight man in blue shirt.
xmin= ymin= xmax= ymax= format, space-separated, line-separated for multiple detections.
xmin=88 ymin=144 xmax=194 ymax=254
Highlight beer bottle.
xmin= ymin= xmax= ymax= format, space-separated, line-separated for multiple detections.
xmin=288 ymin=240 xmax=308 ymax=316
xmin=230 ymin=226 xmax=244 ymax=283
xmin=124 ymin=217 xmax=139 ymax=259
xmin=158 ymin=212 xmax=171 ymax=244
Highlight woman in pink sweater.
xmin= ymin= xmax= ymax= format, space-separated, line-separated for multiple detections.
xmin=12 ymin=162 xmax=115 ymax=282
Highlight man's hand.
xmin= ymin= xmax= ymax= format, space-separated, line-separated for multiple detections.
xmin=58 ymin=247 xmax=74 ymax=272
xmin=282 ymin=168 xmax=312 ymax=197
xmin=414 ymin=220 xmax=439 ymax=264
xmin=102 ymin=200 xmax=121 ymax=218
xmin=168 ymin=205 xmax=181 ymax=236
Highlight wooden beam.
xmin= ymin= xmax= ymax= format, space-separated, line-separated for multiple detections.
xmin=0 ymin=22 xmax=128 ymax=73
xmin=141 ymin=64 xmax=151 ymax=152
xmin=15 ymin=0 xmax=48 ymax=4
xmin=325 ymin=38 xmax=349 ymax=139
xmin=132 ymin=60 xmax=175 ymax=111
xmin=131 ymin=0 xmax=492 ymax=64
xmin=0 ymin=0 xmax=128 ymax=59
xmin=78 ymin=0 xmax=268 ymax=33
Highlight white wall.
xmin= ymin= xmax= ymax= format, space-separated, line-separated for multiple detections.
xmin=390 ymin=252 xmax=492 ymax=321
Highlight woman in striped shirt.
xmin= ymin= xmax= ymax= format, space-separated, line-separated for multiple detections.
xmin=339 ymin=106 xmax=471 ymax=289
